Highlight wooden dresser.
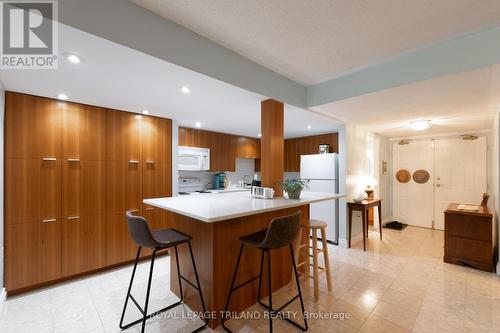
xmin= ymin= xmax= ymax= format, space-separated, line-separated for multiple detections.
xmin=444 ymin=203 xmax=497 ymax=272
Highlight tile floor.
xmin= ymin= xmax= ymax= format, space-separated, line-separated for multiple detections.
xmin=1 ymin=226 xmax=499 ymax=333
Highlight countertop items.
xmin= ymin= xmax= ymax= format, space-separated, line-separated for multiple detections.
xmin=144 ymin=191 xmax=345 ymax=223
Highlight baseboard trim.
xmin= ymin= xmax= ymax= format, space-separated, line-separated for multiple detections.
xmin=338 ymin=238 xmax=349 ymax=248
xmin=0 ymin=288 xmax=6 ymax=313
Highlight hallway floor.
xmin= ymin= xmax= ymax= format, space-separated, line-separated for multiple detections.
xmin=1 ymin=226 xmax=499 ymax=332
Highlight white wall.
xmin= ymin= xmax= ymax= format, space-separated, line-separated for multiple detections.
xmin=491 ymin=111 xmax=500 ymax=274
xmin=339 ymin=124 xmax=392 ymax=246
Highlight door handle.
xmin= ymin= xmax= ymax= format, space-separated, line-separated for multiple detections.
xmin=67 ymin=216 xmax=80 ymax=220
xmin=67 ymin=158 xmax=80 ymax=162
xmin=42 ymin=218 xmax=57 ymax=223
xmin=129 ymin=160 xmax=140 ymax=164
xmin=145 ymin=207 xmax=155 ymax=211
xmin=42 ymin=157 xmax=57 ymax=161
xmin=146 ymin=160 xmax=155 ymax=164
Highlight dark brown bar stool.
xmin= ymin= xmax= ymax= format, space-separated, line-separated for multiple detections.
xmin=120 ymin=211 xmax=208 ymax=333
xmin=221 ymin=211 xmax=308 ymax=333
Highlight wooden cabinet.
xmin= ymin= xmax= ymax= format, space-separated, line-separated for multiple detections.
xmin=62 ymin=215 xmax=105 ymax=276
xmin=4 ymin=92 xmax=173 ymax=293
xmin=63 ymin=160 xmax=106 ymax=218
xmin=63 ymin=103 xmax=106 ymax=161
xmin=444 ymin=204 xmax=496 ymax=272
xmin=179 ymin=127 xmax=260 ymax=171
xmin=284 ymin=133 xmax=339 ymax=172
xmin=5 ymin=92 xmax=63 ymax=159
xmin=106 ymin=109 xmax=142 ymax=161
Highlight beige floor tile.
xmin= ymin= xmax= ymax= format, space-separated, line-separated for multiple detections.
xmin=360 ymin=313 xmax=409 ymax=333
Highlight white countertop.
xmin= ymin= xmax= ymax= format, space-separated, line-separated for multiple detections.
xmin=144 ymin=191 xmax=346 ymax=223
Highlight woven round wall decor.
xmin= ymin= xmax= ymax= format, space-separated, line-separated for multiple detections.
xmin=413 ymin=169 xmax=430 ymax=184
xmin=395 ymin=169 xmax=411 ymax=183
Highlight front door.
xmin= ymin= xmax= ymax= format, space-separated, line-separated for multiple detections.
xmin=433 ymin=137 xmax=487 ymax=230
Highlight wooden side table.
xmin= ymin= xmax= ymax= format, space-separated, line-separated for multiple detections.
xmin=347 ymin=199 xmax=382 ymax=251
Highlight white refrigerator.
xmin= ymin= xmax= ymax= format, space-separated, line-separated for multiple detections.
xmin=300 ymin=153 xmax=338 ymax=243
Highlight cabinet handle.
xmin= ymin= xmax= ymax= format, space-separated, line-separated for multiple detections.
xmin=67 ymin=216 xmax=80 ymax=220
xmin=42 ymin=157 xmax=56 ymax=161
xmin=146 ymin=207 xmax=155 ymax=211
xmin=146 ymin=160 xmax=155 ymax=164
xmin=42 ymin=218 xmax=57 ymax=223
xmin=67 ymin=158 xmax=80 ymax=162
xmin=129 ymin=160 xmax=140 ymax=164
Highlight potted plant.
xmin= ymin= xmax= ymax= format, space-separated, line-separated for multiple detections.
xmin=280 ymin=178 xmax=309 ymax=199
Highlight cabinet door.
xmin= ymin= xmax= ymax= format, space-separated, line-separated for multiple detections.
xmin=5 ymin=92 xmax=36 ymax=159
xmin=35 ymin=99 xmax=63 ymax=160
xmin=63 ymin=103 xmax=106 ymax=161
xmin=106 ymin=161 xmax=142 ymax=214
xmin=142 ymin=116 xmax=172 ymax=164
xmin=105 ymin=212 xmax=137 ymax=265
xmin=36 ymin=219 xmax=62 ymax=283
xmin=62 ymin=215 xmax=105 ymax=276
xmin=38 ymin=159 xmax=62 ymax=221
xmin=5 ymin=223 xmax=37 ymax=290
xmin=5 ymin=159 xmax=38 ymax=224
xmin=107 ymin=109 xmax=142 ymax=161
xmin=63 ymin=160 xmax=106 ymax=218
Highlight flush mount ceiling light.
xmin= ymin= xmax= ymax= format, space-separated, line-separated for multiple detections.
xmin=258 ymin=133 xmax=262 ymax=137
xmin=142 ymin=109 xmax=149 ymax=115
xmin=181 ymin=86 xmax=190 ymax=94
xmin=57 ymin=93 xmax=68 ymax=101
xmin=410 ymin=120 xmax=431 ymax=131
xmin=307 ymin=125 xmax=312 ymax=130
xmin=195 ymin=122 xmax=201 ymax=128
xmin=63 ymin=52 xmax=84 ymax=64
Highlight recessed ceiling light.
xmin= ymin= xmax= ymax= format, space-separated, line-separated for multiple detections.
xmin=258 ymin=133 xmax=262 ymax=137
xmin=142 ymin=109 xmax=149 ymax=115
xmin=181 ymin=86 xmax=190 ymax=94
xmin=307 ymin=125 xmax=312 ymax=130
xmin=58 ymin=93 xmax=68 ymax=101
xmin=410 ymin=120 xmax=431 ymax=131
xmin=63 ymin=52 xmax=84 ymax=64
xmin=195 ymin=122 xmax=201 ymax=128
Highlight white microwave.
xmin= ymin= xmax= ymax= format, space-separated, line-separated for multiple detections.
xmin=178 ymin=146 xmax=210 ymax=171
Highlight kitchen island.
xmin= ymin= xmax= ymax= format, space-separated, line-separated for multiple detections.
xmin=144 ymin=191 xmax=345 ymax=328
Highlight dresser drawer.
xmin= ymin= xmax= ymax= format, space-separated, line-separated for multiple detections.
xmin=446 ymin=236 xmax=492 ymax=263
xmin=445 ymin=213 xmax=492 ymax=242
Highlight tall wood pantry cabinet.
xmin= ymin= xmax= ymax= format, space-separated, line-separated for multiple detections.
xmin=4 ymin=92 xmax=173 ymax=293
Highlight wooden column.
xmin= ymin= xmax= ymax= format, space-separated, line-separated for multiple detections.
xmin=261 ymin=99 xmax=284 ymax=197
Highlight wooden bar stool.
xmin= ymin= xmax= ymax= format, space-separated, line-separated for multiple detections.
xmin=297 ymin=220 xmax=332 ymax=302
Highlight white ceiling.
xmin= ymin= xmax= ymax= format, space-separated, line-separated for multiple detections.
xmin=132 ymin=0 xmax=500 ymax=86
xmin=0 ymin=24 xmax=341 ymax=139
xmin=312 ymin=66 xmax=500 ymax=137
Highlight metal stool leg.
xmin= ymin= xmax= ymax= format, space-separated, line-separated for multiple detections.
xmin=267 ymin=249 xmax=273 ymax=333
xmin=188 ymin=241 xmax=209 ymax=332
xmin=141 ymin=250 xmax=157 ymax=333
xmin=221 ymin=243 xmax=245 ymax=332
xmin=119 ymin=247 xmax=142 ymax=329
xmin=174 ymin=245 xmax=183 ymax=302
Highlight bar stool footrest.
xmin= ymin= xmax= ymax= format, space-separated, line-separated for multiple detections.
xmin=257 ymin=295 xmax=308 ymax=331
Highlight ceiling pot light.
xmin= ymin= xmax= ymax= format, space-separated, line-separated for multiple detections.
xmin=195 ymin=122 xmax=201 ymax=128
xmin=410 ymin=120 xmax=431 ymax=131
xmin=63 ymin=52 xmax=84 ymax=64
xmin=307 ymin=125 xmax=312 ymax=130
xmin=58 ymin=93 xmax=68 ymax=101
xmin=142 ymin=109 xmax=149 ymax=115
xmin=258 ymin=133 xmax=262 ymax=137
xmin=181 ymin=86 xmax=190 ymax=94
